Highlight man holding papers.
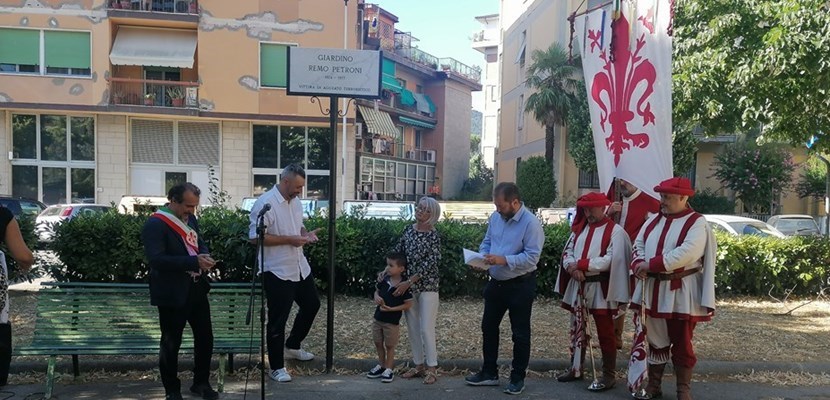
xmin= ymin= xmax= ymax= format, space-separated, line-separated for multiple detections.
xmin=464 ymin=182 xmax=544 ymax=395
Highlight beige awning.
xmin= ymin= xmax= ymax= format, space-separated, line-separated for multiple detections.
xmin=357 ymin=105 xmax=398 ymax=137
xmin=110 ymin=27 xmax=197 ymax=68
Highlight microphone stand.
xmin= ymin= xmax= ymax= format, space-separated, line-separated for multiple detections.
xmin=246 ymin=212 xmax=267 ymax=400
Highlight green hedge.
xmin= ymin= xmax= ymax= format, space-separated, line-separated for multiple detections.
xmin=47 ymin=208 xmax=828 ymax=297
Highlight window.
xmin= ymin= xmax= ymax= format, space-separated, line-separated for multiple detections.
xmin=252 ymin=125 xmax=332 ymax=198
xmin=11 ymin=114 xmax=96 ymax=204
xmin=165 ymin=172 xmax=187 ymax=193
xmin=516 ymin=30 xmax=527 ymax=67
xmin=260 ymin=43 xmax=294 ymax=88
xmin=578 ymin=169 xmax=601 ymax=189
xmin=359 ymin=156 xmax=435 ymax=201
xmin=0 ymin=28 xmax=39 ymax=74
xmin=415 ymin=130 xmax=422 ymax=148
xmin=0 ymin=28 xmax=90 ymax=77
xmin=517 ymin=94 xmax=525 ymax=130
xmin=396 ymin=78 xmax=406 ymax=89
xmin=415 ymin=84 xmax=423 ymax=94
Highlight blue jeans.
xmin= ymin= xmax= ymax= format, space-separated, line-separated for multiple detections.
xmin=480 ymin=273 xmax=536 ymax=382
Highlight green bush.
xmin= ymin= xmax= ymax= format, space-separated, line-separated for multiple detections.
xmin=689 ymin=189 xmax=735 ymax=214
xmin=516 ymin=156 xmax=557 ymax=210
xmin=47 ymin=207 xmax=829 ymax=298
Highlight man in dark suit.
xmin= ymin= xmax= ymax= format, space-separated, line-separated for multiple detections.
xmin=142 ymin=182 xmax=218 ymax=400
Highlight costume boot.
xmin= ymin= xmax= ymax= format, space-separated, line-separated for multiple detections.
xmin=557 ymin=348 xmax=586 ymax=382
xmin=675 ymin=366 xmax=693 ymax=400
xmin=643 ymin=363 xmax=665 ymax=399
xmin=593 ymin=350 xmax=616 ymax=390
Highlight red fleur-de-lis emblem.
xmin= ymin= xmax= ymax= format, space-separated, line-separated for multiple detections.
xmin=638 ymin=6 xmax=655 ymax=35
xmin=588 ymin=29 xmax=602 ymax=53
xmin=590 ymin=12 xmax=656 ymax=166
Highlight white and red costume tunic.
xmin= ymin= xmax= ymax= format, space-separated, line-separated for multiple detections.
xmin=612 ymin=188 xmax=660 ymax=242
xmin=630 ymin=206 xmax=716 ymax=367
xmin=557 ymin=219 xmax=631 ymax=314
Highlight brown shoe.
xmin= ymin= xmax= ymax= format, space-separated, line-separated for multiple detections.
xmin=675 ymin=366 xmax=693 ymax=400
xmin=401 ymin=366 xmax=425 ymax=379
xmin=592 ymin=350 xmax=616 ymax=391
xmin=644 ymin=363 xmax=665 ymax=399
xmin=557 ymin=369 xmax=584 ymax=382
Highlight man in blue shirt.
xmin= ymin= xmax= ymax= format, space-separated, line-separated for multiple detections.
xmin=465 ymin=182 xmax=544 ymax=395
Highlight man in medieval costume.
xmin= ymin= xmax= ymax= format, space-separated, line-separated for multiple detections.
xmin=555 ymin=192 xmax=631 ymax=390
xmin=630 ymin=177 xmax=716 ymax=400
xmin=606 ymin=178 xmax=660 ymax=348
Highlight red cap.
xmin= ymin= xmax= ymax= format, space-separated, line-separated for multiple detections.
xmin=576 ymin=192 xmax=612 ymax=208
xmin=654 ymin=177 xmax=695 ymax=196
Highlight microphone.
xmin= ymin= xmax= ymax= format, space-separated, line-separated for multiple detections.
xmin=257 ymin=203 xmax=272 ymax=218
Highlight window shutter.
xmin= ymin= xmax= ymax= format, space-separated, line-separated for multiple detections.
xmin=178 ymin=122 xmax=219 ymax=165
xmin=132 ymin=119 xmax=174 ymax=164
xmin=44 ymin=31 xmax=91 ymax=69
xmin=260 ymin=43 xmax=288 ymax=87
xmin=0 ymin=28 xmax=39 ymax=65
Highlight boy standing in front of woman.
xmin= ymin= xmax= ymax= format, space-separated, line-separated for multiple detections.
xmin=368 ymin=252 xmax=413 ymax=383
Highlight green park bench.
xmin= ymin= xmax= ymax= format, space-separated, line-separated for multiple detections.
xmin=14 ymin=282 xmax=261 ymax=398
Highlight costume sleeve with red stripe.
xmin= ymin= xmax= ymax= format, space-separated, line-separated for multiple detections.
xmin=649 ymin=217 xmax=708 ymax=272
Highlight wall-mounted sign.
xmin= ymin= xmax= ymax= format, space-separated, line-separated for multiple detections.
xmin=287 ymin=47 xmax=382 ymax=99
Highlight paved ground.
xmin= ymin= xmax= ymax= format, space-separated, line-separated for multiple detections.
xmin=3 ymin=373 xmax=829 ymax=400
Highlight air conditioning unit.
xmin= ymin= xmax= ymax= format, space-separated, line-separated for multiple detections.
xmin=425 ymin=150 xmax=436 ymax=162
xmin=405 ymin=150 xmax=415 ymax=160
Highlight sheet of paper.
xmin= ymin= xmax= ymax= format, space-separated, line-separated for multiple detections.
xmin=463 ymin=248 xmax=489 ymax=270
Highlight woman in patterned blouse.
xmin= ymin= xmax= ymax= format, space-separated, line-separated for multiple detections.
xmin=394 ymin=196 xmax=442 ymax=384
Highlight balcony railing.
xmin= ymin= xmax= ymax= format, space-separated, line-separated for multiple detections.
xmin=108 ymin=77 xmax=199 ymax=108
xmin=108 ymin=0 xmax=198 ymax=14
xmin=358 ymin=137 xmax=436 ymax=163
xmin=438 ymin=57 xmax=482 ymax=82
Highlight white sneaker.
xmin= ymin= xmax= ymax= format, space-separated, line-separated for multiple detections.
xmin=284 ymin=347 xmax=315 ymax=361
xmin=268 ymin=368 xmax=292 ymax=382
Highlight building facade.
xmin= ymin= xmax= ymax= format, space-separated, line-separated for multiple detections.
xmin=472 ymin=13 xmax=499 ymax=170
xmin=354 ymin=3 xmax=481 ymax=201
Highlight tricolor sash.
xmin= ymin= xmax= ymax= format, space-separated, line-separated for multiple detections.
xmin=152 ymin=207 xmax=199 ymax=256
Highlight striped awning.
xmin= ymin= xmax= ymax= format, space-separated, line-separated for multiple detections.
xmin=399 ymin=116 xmax=436 ymax=130
xmin=357 ymin=105 xmax=398 ymax=137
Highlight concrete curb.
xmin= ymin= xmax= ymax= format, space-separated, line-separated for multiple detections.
xmin=11 ymin=356 xmax=830 ymax=376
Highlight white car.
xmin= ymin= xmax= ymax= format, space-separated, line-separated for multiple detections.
xmin=766 ymin=214 xmax=822 ymax=237
xmin=704 ymin=214 xmax=786 ymax=239
xmin=36 ymin=204 xmax=112 ymax=243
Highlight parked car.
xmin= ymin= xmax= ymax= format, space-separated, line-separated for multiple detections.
xmin=343 ymin=200 xmax=414 ymax=220
xmin=117 ymin=195 xmax=169 ymax=214
xmin=766 ymin=214 xmax=821 ymax=237
xmin=36 ymin=204 xmax=112 ymax=243
xmin=0 ymin=195 xmax=46 ymax=217
xmin=704 ymin=214 xmax=786 ymax=238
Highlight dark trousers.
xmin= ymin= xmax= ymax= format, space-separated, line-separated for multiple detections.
xmin=264 ymin=272 xmax=321 ymax=370
xmin=480 ymin=274 xmax=536 ymax=382
xmin=0 ymin=323 xmax=11 ymax=386
xmin=157 ymin=281 xmax=213 ymax=395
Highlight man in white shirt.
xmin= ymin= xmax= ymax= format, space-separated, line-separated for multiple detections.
xmin=248 ymin=164 xmax=321 ymax=383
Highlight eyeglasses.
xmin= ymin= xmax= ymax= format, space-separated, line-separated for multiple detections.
xmin=416 ymin=206 xmax=430 ymax=213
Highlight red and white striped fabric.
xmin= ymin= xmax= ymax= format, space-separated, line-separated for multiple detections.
xmin=627 ymin=305 xmax=648 ymax=392
xmin=630 ymin=208 xmax=717 ymax=320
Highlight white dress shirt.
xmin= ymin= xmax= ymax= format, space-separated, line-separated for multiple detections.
xmin=248 ymin=186 xmax=311 ymax=282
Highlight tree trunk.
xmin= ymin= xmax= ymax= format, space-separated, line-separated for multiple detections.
xmin=545 ymin=124 xmax=555 ymax=164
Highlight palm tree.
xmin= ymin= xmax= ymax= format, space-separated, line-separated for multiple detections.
xmin=524 ymin=43 xmax=581 ymax=163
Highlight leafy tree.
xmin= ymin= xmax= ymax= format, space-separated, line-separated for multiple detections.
xmin=672 ymin=126 xmax=698 ymax=175
xmin=712 ymin=141 xmax=794 ymax=213
xmin=516 ymin=156 xmax=556 ymax=209
xmin=525 ymin=43 xmax=581 ymax=163
xmin=689 ymin=188 xmax=734 ymax=214
xmin=458 ymin=134 xmax=493 ymax=201
xmin=673 ymin=0 xmax=830 ymax=147
xmin=795 ymin=154 xmax=828 ymax=199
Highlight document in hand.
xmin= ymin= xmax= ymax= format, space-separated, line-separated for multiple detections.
xmin=463 ymin=248 xmax=489 ymax=270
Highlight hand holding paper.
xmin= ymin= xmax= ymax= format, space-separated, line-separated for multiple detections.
xmin=463 ymin=248 xmax=489 ymax=271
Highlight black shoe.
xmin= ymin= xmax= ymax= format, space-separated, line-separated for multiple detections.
xmin=190 ymin=383 xmax=219 ymax=400
xmin=366 ymin=364 xmax=384 ymax=379
xmin=165 ymin=394 xmax=184 ymax=400
xmin=504 ymin=379 xmax=525 ymax=395
xmin=465 ymin=370 xmax=499 ymax=386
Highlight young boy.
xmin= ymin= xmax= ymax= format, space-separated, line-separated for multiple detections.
xmin=367 ymin=252 xmax=413 ymax=383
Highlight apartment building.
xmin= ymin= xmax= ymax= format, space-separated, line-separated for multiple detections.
xmin=472 ymin=13 xmax=499 ymax=170
xmin=353 ymin=3 xmax=481 ymax=201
